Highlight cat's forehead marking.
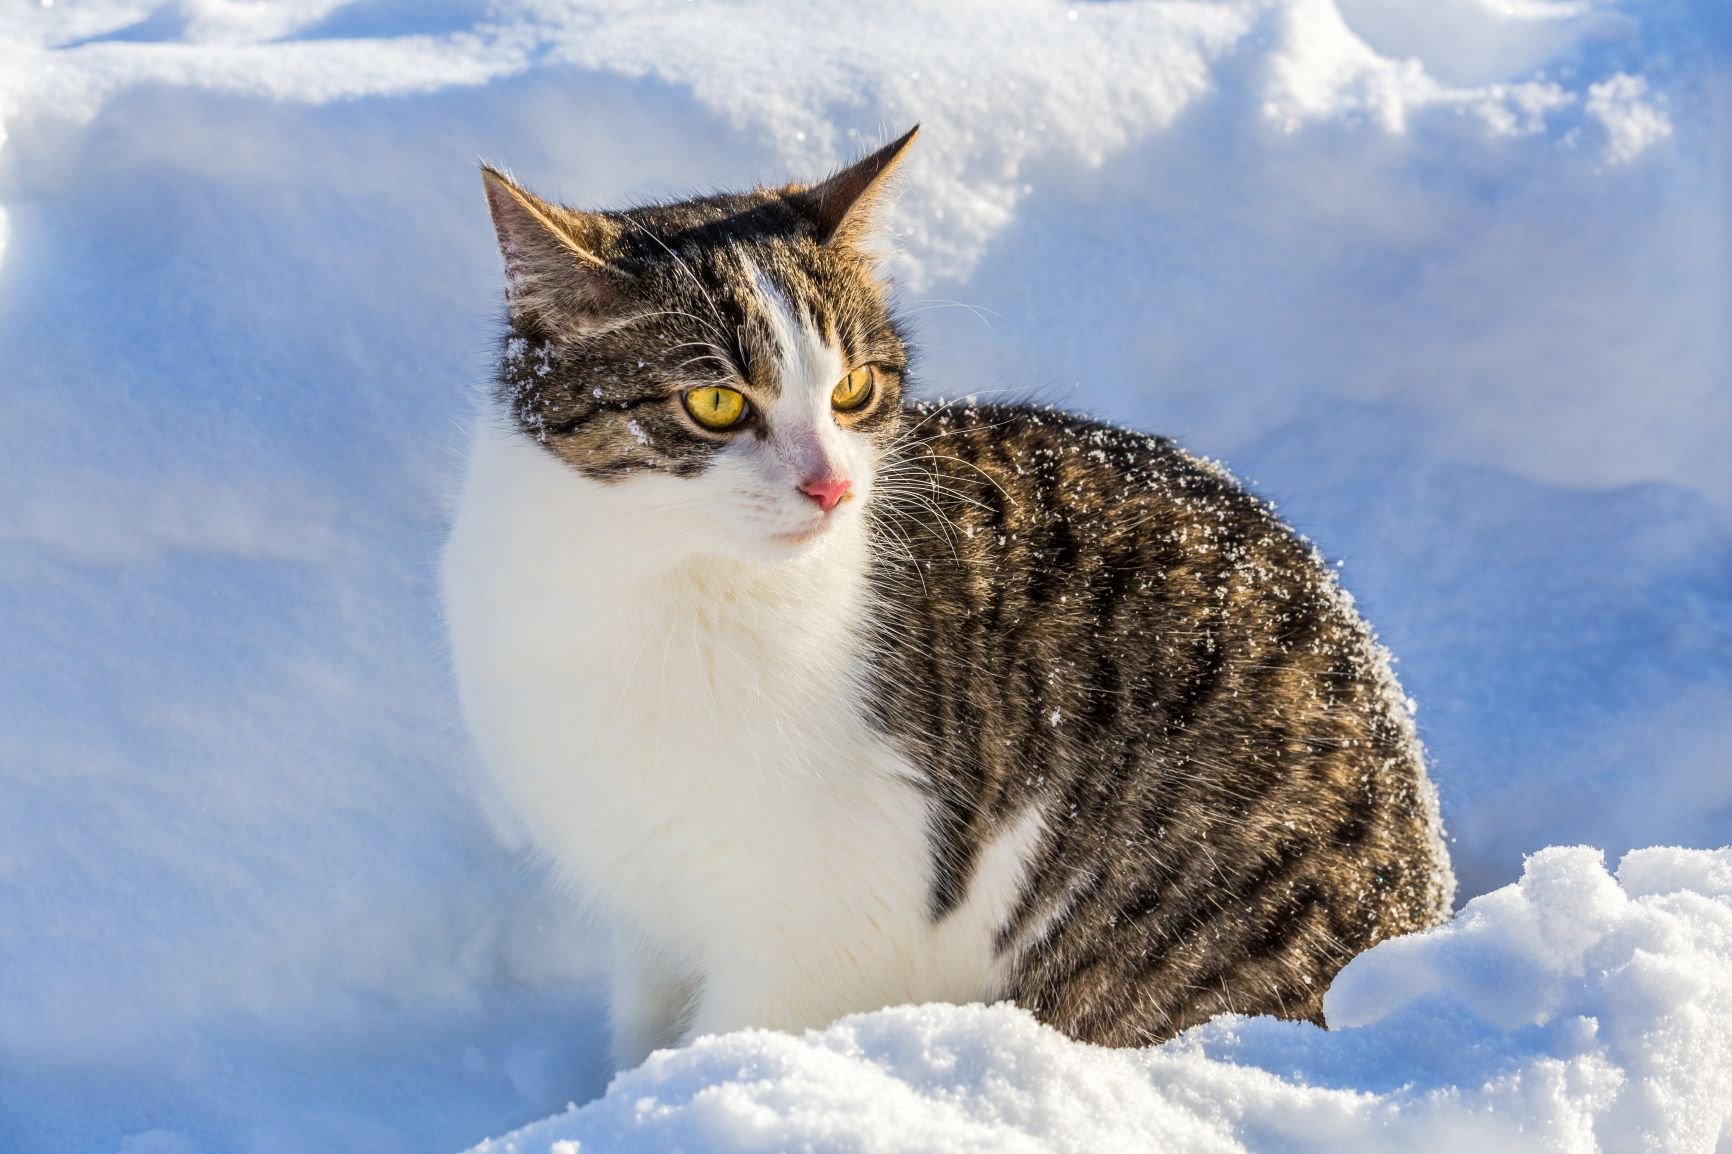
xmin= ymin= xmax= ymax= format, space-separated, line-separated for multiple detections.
xmin=743 ymin=254 xmax=844 ymax=408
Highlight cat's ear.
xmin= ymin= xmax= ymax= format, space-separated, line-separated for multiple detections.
xmin=481 ymin=165 xmax=631 ymax=332
xmin=790 ymin=125 xmax=919 ymax=247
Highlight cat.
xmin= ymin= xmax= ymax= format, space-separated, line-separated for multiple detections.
xmin=442 ymin=126 xmax=1454 ymax=1071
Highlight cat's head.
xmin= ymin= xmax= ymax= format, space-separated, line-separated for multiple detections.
xmin=481 ymin=128 xmax=918 ymax=566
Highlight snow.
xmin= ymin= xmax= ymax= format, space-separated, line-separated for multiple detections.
xmin=0 ymin=1 xmax=1727 ymax=1152
xmin=470 ymin=847 xmax=1732 ymax=1154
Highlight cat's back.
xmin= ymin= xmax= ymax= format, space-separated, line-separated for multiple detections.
xmin=865 ymin=401 xmax=1454 ymax=1043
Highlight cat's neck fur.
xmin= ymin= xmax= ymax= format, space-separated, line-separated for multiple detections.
xmin=445 ymin=416 xmax=1030 ymax=1055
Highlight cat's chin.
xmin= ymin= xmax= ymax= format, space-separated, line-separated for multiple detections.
xmin=771 ymin=523 xmax=829 ymax=548
xmin=725 ymin=518 xmax=841 ymax=564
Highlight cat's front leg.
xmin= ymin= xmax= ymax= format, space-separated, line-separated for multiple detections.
xmin=608 ymin=926 xmax=699 ymax=1073
xmin=681 ymin=981 xmax=785 ymax=1045
xmin=680 ymin=958 xmax=848 ymax=1043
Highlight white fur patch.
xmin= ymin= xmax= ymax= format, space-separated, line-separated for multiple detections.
xmin=749 ymin=259 xmax=844 ymax=413
xmin=744 ymin=258 xmax=853 ymax=490
xmin=443 ymin=419 xmax=1042 ymax=1068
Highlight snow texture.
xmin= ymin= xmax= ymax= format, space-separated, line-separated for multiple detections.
xmin=0 ymin=1 xmax=1727 ymax=1152
xmin=468 ymin=847 xmax=1732 ymax=1154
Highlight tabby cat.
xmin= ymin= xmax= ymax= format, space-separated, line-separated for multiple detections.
xmin=442 ymin=127 xmax=1453 ymax=1072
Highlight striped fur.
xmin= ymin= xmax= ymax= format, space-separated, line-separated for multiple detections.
xmin=865 ymin=403 xmax=1452 ymax=1041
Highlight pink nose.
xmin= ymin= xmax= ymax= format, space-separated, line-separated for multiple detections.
xmin=801 ymin=476 xmax=853 ymax=513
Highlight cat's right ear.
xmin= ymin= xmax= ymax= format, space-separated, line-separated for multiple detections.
xmin=481 ymin=165 xmax=631 ymax=333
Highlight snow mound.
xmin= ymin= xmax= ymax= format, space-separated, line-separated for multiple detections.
xmin=470 ymin=846 xmax=1732 ymax=1154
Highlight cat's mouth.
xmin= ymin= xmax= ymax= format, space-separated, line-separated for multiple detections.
xmin=769 ymin=489 xmax=861 ymax=549
xmin=770 ymin=522 xmax=830 ymax=547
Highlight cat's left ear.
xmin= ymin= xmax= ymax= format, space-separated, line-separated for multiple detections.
xmin=789 ymin=125 xmax=919 ymax=248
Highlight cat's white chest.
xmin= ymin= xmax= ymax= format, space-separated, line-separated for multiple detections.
xmin=442 ymin=425 xmax=1027 ymax=1035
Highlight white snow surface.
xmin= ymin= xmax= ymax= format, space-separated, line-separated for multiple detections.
xmin=469 ymin=847 xmax=1732 ymax=1154
xmin=1 ymin=1 xmax=1728 ymax=1152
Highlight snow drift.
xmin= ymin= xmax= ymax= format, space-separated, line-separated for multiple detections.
xmin=0 ymin=1 xmax=1727 ymax=1151
xmin=471 ymin=847 xmax=1732 ymax=1154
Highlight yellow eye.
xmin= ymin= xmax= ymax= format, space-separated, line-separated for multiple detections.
xmin=832 ymin=366 xmax=875 ymax=412
xmin=684 ymin=386 xmax=748 ymax=430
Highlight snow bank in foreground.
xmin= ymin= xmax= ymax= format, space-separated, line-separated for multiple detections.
xmin=470 ymin=846 xmax=1732 ymax=1154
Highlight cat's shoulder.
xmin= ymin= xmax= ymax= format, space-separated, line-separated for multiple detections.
xmin=898 ymin=400 xmax=1282 ymax=525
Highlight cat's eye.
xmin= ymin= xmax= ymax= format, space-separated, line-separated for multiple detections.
xmin=831 ymin=366 xmax=875 ymax=413
xmin=684 ymin=386 xmax=749 ymax=431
